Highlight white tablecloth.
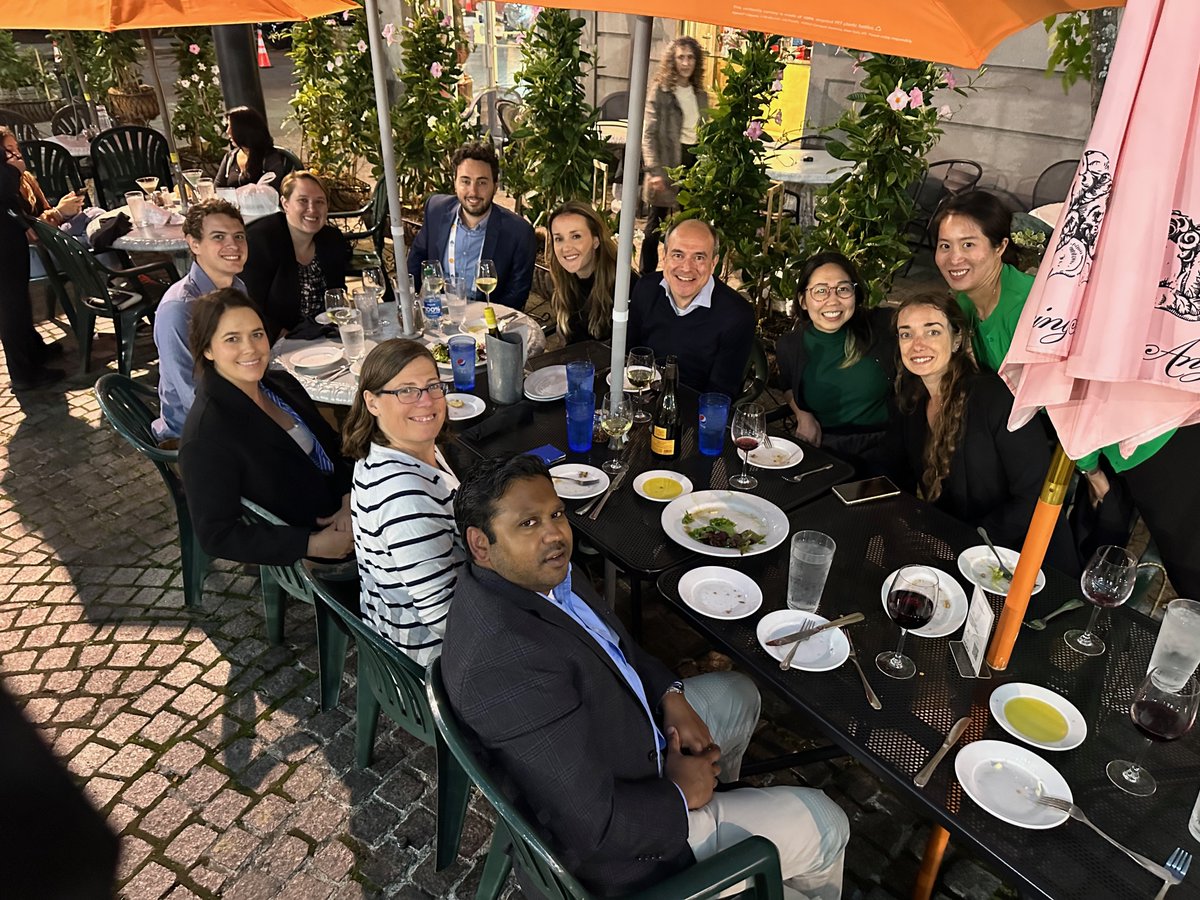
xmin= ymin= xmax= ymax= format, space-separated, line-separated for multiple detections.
xmin=273 ymin=300 xmax=546 ymax=406
xmin=86 ymin=204 xmax=274 ymax=254
xmin=49 ymin=134 xmax=91 ymax=159
xmin=765 ymin=148 xmax=852 ymax=185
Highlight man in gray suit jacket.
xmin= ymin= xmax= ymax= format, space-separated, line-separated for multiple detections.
xmin=441 ymin=453 xmax=848 ymax=898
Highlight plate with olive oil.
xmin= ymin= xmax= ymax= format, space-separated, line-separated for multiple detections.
xmin=990 ymin=683 xmax=1087 ymax=751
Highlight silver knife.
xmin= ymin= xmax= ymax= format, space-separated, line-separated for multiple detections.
xmin=914 ymin=716 xmax=971 ymax=787
xmin=766 ymin=612 xmax=865 ymax=646
xmin=588 ymin=469 xmax=628 ymax=521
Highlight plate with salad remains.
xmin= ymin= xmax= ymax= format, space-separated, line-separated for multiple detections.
xmin=957 ymin=545 xmax=1045 ymax=596
xmin=661 ymin=490 xmax=789 ymax=558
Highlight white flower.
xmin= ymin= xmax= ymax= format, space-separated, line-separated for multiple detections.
xmin=326 ymin=61 xmax=335 ymax=71
xmin=426 ymin=114 xmax=438 ymax=128
xmin=197 ymin=63 xmax=207 ymax=72
xmin=335 ymin=54 xmax=344 ymax=67
xmin=321 ymin=134 xmax=330 ymax=145
xmin=211 ymin=76 xmax=219 ymax=85
xmin=191 ymin=74 xmax=201 ymax=82
xmin=211 ymin=65 xmax=219 ymax=75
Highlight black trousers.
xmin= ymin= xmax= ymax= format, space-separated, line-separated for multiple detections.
xmin=0 ymin=222 xmax=47 ymax=383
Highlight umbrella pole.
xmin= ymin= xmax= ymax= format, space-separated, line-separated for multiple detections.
xmin=142 ymin=30 xmax=188 ymax=213
xmin=608 ymin=15 xmax=652 ymax=414
xmin=365 ymin=0 xmax=416 ymax=337
xmin=986 ymin=443 xmax=1075 ymax=670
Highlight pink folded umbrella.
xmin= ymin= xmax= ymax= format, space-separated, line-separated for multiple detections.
xmin=1001 ymin=0 xmax=1200 ymax=459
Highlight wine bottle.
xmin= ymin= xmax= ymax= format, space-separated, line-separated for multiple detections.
xmin=483 ymin=304 xmax=501 ymax=338
xmin=650 ymin=356 xmax=680 ymax=459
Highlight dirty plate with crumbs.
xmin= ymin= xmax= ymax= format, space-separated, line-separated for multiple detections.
xmin=677 ymin=566 xmax=762 ymax=619
xmin=954 ymin=740 xmax=1071 ymax=828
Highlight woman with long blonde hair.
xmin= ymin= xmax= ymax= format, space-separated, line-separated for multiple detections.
xmin=546 ymin=201 xmax=637 ymax=344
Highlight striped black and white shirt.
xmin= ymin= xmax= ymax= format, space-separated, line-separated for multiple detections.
xmin=351 ymin=443 xmax=465 ymax=664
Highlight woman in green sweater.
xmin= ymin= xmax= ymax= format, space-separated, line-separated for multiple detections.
xmin=775 ymin=252 xmax=896 ymax=466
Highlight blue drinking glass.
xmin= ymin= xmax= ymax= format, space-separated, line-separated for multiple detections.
xmin=698 ymin=392 xmax=732 ymax=457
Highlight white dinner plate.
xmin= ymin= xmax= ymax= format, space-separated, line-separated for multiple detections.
xmin=431 ymin=339 xmax=487 ymax=374
xmin=661 ymin=490 xmax=789 ymax=558
xmin=445 ymin=393 xmax=485 ymax=421
xmin=549 ymin=464 xmax=609 ymax=500
xmin=954 ymin=740 xmax=1072 ymax=829
xmin=678 ymin=566 xmax=763 ymax=620
xmin=524 ymin=365 xmax=569 ymax=402
xmin=290 ymin=347 xmax=344 ymax=373
xmin=755 ymin=610 xmax=850 ymax=672
xmin=606 ymin=365 xmax=662 ymax=393
xmin=633 ymin=470 xmax=694 ymax=502
xmin=957 ymin=546 xmax=1046 ymax=596
xmin=989 ymin=683 xmax=1087 ymax=752
xmin=315 ymin=311 xmax=331 ymax=325
xmin=878 ymin=567 xmax=969 ymax=639
xmin=737 ymin=437 xmax=804 ymax=470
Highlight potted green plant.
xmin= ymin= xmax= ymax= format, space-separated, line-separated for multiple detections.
xmin=94 ymin=31 xmax=159 ymax=125
xmin=0 ymin=30 xmax=61 ymax=121
xmin=170 ymin=31 xmax=226 ymax=174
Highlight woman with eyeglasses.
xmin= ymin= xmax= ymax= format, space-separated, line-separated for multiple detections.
xmin=775 ymin=251 xmax=897 ymax=464
xmin=179 ymin=289 xmax=354 ymax=567
xmin=342 ymin=340 xmax=466 ymax=663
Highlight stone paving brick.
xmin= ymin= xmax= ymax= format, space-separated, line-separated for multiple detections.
xmin=158 ymin=740 xmax=206 ymax=777
xmin=165 ymin=822 xmax=220 ymax=869
xmin=177 ymin=763 xmax=227 ymax=804
xmin=201 ymin=788 xmax=253 ymax=830
xmin=121 ymin=861 xmax=178 ymax=900
xmin=123 ymin=771 xmax=172 ymax=810
xmin=139 ymin=795 xmax=194 ymax=842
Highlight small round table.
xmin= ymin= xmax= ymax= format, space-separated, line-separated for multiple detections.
xmin=765 ymin=148 xmax=853 ymax=227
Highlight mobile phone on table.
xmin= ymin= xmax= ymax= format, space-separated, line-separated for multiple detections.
xmin=832 ymin=476 xmax=900 ymax=506
xmin=528 ymin=444 xmax=566 ymax=466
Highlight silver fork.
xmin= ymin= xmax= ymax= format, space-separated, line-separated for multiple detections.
xmin=1035 ymin=796 xmax=1172 ymax=880
xmin=1153 ymin=848 xmax=1192 ymax=900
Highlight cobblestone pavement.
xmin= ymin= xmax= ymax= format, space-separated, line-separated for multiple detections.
xmin=0 ymin=296 xmax=1021 ymax=900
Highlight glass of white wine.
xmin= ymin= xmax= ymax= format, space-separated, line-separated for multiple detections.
xmin=325 ymin=288 xmax=352 ymax=326
xmin=599 ymin=393 xmax=632 ymax=474
xmin=476 ymin=258 xmax=498 ymax=299
xmin=422 ymin=260 xmax=445 ymax=296
xmin=626 ymin=346 xmax=655 ymax=424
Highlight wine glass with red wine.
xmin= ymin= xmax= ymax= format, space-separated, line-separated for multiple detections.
xmin=729 ymin=404 xmax=765 ymax=490
xmin=1065 ymin=544 xmax=1137 ymax=656
xmin=1106 ymin=668 xmax=1199 ymax=796
xmin=876 ymin=565 xmax=939 ymax=680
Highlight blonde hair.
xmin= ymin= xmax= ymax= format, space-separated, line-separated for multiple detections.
xmin=280 ymin=170 xmax=327 ymax=200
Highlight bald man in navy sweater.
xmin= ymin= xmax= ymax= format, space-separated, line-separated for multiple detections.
xmin=627 ymin=219 xmax=755 ymax=399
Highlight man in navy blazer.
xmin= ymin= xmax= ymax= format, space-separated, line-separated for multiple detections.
xmin=407 ymin=142 xmax=536 ymax=311
xmin=441 ymin=453 xmax=849 ymax=899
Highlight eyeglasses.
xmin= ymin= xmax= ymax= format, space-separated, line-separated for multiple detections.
xmin=807 ymin=282 xmax=856 ymax=300
xmin=374 ymin=382 xmax=449 ymax=403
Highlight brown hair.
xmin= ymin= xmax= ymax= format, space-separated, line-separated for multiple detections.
xmin=653 ymin=36 xmax=706 ymax=94
xmin=342 ymin=339 xmax=443 ymax=459
xmin=182 ymin=198 xmax=244 ymax=240
xmin=546 ymin=201 xmax=624 ymax=342
xmin=279 ymin=170 xmax=327 ymax=200
xmin=451 ymin=142 xmax=500 ymax=183
xmin=187 ymin=288 xmax=264 ymax=376
xmin=893 ymin=292 xmax=977 ymax=502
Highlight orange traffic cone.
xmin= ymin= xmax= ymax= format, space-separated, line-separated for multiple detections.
xmin=256 ymin=29 xmax=272 ymax=68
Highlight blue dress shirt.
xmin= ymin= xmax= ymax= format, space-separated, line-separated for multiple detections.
xmin=442 ymin=206 xmax=490 ymax=298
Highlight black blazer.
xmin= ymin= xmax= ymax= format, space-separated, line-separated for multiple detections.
xmin=407 ymin=193 xmax=536 ymax=311
xmin=179 ymin=367 xmax=353 ymax=566
xmin=242 ymin=211 xmax=348 ymax=340
xmin=441 ymin=564 xmax=693 ymax=897
xmin=214 ymin=148 xmax=292 ymax=190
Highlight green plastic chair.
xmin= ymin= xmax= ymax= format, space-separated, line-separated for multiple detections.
xmin=29 ymin=216 xmax=174 ymax=376
xmin=90 ymin=126 xmax=173 ymax=209
xmin=736 ymin=337 xmax=770 ymax=410
xmin=20 ymin=139 xmax=84 ymax=204
xmin=426 ymin=659 xmax=786 ymax=900
xmin=237 ymin=499 xmax=352 ymax=712
xmin=296 ymin=566 xmax=472 ymax=871
xmin=93 ymin=374 xmax=209 ymax=609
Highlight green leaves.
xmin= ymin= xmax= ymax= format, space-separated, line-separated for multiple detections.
xmin=169 ymin=31 xmax=225 ymax=163
xmin=1044 ymin=13 xmax=1092 ymax=93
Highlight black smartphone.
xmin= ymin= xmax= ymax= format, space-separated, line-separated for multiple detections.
xmin=832 ymin=476 xmax=900 ymax=506
xmin=528 ymin=444 xmax=567 ymax=466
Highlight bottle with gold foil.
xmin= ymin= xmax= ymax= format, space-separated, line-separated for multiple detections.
xmin=650 ymin=356 xmax=679 ymax=459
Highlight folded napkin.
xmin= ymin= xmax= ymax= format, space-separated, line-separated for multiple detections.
xmin=287 ymin=317 xmax=339 ymax=341
xmin=90 ymin=213 xmax=132 ymax=252
xmin=459 ymin=402 xmax=533 ymax=442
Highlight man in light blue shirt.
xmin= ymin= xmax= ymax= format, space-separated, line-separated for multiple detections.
xmin=152 ymin=200 xmax=247 ymax=443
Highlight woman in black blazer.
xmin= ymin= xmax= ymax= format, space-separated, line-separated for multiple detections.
xmin=242 ymin=171 xmax=348 ymax=340
xmin=214 ymin=106 xmax=292 ymax=191
xmin=871 ymin=292 xmax=1078 ymax=573
xmin=179 ymin=289 xmax=353 ymax=566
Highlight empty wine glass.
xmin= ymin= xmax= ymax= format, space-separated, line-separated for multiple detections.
xmin=324 ymin=288 xmax=352 ymax=325
xmin=362 ymin=266 xmax=386 ymax=297
xmin=599 ymin=393 xmax=632 ymax=474
xmin=1106 ymin=668 xmax=1199 ymax=796
xmin=135 ymin=175 xmax=159 ymax=197
xmin=1065 ymin=544 xmax=1137 ymax=657
xmin=876 ymin=565 xmax=939 ymax=680
xmin=625 ymin=346 xmax=655 ymax=423
xmin=729 ymin=404 xmax=765 ymax=490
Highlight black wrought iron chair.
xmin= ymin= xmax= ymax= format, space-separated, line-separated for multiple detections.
xmin=905 ymin=159 xmax=984 ymax=262
xmin=90 ymin=126 xmax=173 ymax=210
xmin=496 ymin=100 xmax=522 ymax=141
xmin=598 ymin=90 xmax=629 ymax=121
xmin=1032 ymin=159 xmax=1079 ymax=209
xmin=19 ymin=140 xmax=84 ymax=204
xmin=0 ymin=107 xmax=41 ymax=141
xmin=327 ymin=179 xmax=388 ymax=277
xmin=51 ymin=104 xmax=90 ymax=137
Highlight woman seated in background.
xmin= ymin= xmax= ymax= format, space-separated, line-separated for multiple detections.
xmin=214 ymin=106 xmax=292 ymax=191
xmin=342 ymin=339 xmax=466 ymax=663
xmin=179 ymin=288 xmax=353 ymax=566
xmin=546 ymin=201 xmax=636 ymax=345
xmin=242 ymin=171 xmax=348 ymax=340
xmin=869 ymin=293 xmax=1078 ymax=573
xmin=774 ymin=252 xmax=895 ymax=465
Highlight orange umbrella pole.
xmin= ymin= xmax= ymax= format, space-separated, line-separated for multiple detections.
xmin=987 ymin=443 xmax=1075 ymax=670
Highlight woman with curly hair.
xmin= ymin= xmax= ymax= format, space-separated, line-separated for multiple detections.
xmin=871 ymin=293 xmax=1077 ymax=572
xmin=640 ymin=35 xmax=708 ymax=275
xmin=546 ymin=201 xmax=637 ymax=344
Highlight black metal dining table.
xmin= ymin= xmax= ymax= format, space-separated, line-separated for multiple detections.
xmin=450 ymin=341 xmax=854 ymax=633
xmin=656 ymin=490 xmax=1200 ymax=900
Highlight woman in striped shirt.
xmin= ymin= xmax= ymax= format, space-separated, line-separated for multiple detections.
xmin=342 ymin=340 xmax=466 ymax=663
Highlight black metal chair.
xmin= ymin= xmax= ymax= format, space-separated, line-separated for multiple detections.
xmin=598 ymin=90 xmax=629 ymax=120
xmin=799 ymin=134 xmax=831 ymax=150
xmin=19 ymin=140 xmax=84 ymax=204
xmin=90 ymin=126 xmax=173 ymax=210
xmin=496 ymin=100 xmax=522 ymax=141
xmin=906 ymin=159 xmax=984 ymax=261
xmin=51 ymin=104 xmax=90 ymax=137
xmin=0 ymin=107 xmax=41 ymax=141
xmin=1032 ymin=159 xmax=1079 ymax=209
xmin=327 ymin=179 xmax=389 ymax=277
xmin=276 ymin=147 xmax=301 ymax=178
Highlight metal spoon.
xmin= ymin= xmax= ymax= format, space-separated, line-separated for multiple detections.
xmin=1024 ymin=598 xmax=1086 ymax=631
xmin=782 ymin=463 xmax=834 ymax=484
xmin=976 ymin=526 xmax=1015 ymax=581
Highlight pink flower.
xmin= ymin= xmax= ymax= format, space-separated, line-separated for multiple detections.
xmin=743 ymin=120 xmax=764 ymax=140
xmin=908 ymin=86 xmax=924 ymax=108
xmin=357 ymin=39 xmax=367 ymax=53
xmin=442 ymin=14 xmax=452 ymax=26
xmin=772 ymin=110 xmax=783 ymax=125
xmin=771 ymin=78 xmax=783 ymax=92
xmin=851 ymin=60 xmax=861 ymax=75
xmin=382 ymin=22 xmax=396 ymax=45
xmin=938 ymin=104 xmax=953 ymax=120
xmin=886 ymin=86 xmax=909 ymax=111
xmin=944 ymin=69 xmax=957 ymax=90
xmin=342 ymin=10 xmax=351 ymax=20
xmin=188 ymin=43 xmax=200 ymax=55
xmin=430 ymin=62 xmax=443 ymax=77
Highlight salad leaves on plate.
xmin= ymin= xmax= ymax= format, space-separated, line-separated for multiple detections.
xmin=683 ymin=513 xmax=765 ymax=554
